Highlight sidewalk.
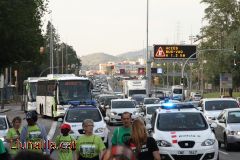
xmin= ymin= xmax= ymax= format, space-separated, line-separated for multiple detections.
xmin=0 ymin=102 xmax=21 ymax=113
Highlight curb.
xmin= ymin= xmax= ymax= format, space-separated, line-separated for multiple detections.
xmin=0 ymin=108 xmax=11 ymax=113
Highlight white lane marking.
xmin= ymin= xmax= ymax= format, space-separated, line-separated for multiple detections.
xmin=47 ymin=121 xmax=57 ymax=140
xmin=219 ymin=149 xmax=228 ymax=155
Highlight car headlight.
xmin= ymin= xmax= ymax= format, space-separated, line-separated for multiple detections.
xmin=227 ymin=130 xmax=240 ymax=135
xmin=156 ymin=140 xmax=172 ymax=147
xmin=95 ymin=128 xmax=105 ymax=133
xmin=201 ymin=139 xmax=215 ymax=146
xmin=110 ymin=112 xmax=117 ymax=116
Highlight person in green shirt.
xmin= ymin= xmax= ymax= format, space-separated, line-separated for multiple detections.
xmin=76 ymin=119 xmax=106 ymax=160
xmin=0 ymin=139 xmax=11 ymax=160
xmin=111 ymin=112 xmax=132 ymax=145
xmin=20 ymin=111 xmax=49 ymax=154
xmin=55 ymin=123 xmax=76 ymax=160
xmin=6 ymin=116 xmax=22 ymax=156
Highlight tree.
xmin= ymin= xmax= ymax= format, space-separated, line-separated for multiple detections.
xmin=199 ymin=0 xmax=240 ymax=89
xmin=0 ymin=0 xmax=48 ymax=70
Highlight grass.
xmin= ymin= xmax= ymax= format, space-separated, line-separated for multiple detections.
xmin=203 ymin=92 xmax=240 ymax=98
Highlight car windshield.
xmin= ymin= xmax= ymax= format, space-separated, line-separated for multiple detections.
xmin=0 ymin=118 xmax=7 ymax=130
xmin=194 ymin=94 xmax=201 ymax=97
xmin=104 ymin=96 xmax=118 ymax=106
xmin=65 ymin=109 xmax=102 ymax=122
xmin=147 ymin=106 xmax=159 ymax=115
xmin=157 ymin=112 xmax=208 ymax=131
xmin=228 ymin=111 xmax=240 ymax=123
xmin=144 ymin=99 xmax=159 ymax=104
xmin=205 ymin=100 xmax=239 ymax=111
xmin=112 ymin=101 xmax=135 ymax=108
xmin=173 ymin=89 xmax=182 ymax=94
xmin=129 ymin=90 xmax=146 ymax=96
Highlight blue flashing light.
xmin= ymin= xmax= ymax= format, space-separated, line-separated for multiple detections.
xmin=161 ymin=102 xmax=176 ymax=109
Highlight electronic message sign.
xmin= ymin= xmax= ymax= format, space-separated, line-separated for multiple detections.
xmin=154 ymin=45 xmax=197 ymax=59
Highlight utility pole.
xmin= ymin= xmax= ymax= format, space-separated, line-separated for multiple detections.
xmin=50 ymin=20 xmax=54 ymax=74
xmin=146 ymin=0 xmax=152 ymax=97
xmin=65 ymin=45 xmax=68 ymax=74
xmin=62 ymin=44 xmax=64 ymax=74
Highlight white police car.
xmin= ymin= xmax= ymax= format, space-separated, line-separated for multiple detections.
xmin=149 ymin=102 xmax=219 ymax=160
xmin=60 ymin=103 xmax=109 ymax=146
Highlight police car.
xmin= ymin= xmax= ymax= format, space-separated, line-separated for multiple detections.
xmin=149 ymin=102 xmax=219 ymax=160
xmin=60 ymin=102 xmax=109 ymax=146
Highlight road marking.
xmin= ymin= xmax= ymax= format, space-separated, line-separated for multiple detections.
xmin=219 ymin=149 xmax=228 ymax=155
xmin=47 ymin=121 xmax=57 ymax=140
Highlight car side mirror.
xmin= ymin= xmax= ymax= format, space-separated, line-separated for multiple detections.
xmin=219 ymin=119 xmax=226 ymax=123
xmin=210 ymin=122 xmax=217 ymax=128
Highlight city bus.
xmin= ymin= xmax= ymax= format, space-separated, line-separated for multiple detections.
xmin=36 ymin=74 xmax=93 ymax=119
xmin=22 ymin=77 xmax=45 ymax=112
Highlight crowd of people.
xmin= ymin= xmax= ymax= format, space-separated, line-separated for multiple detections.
xmin=0 ymin=111 xmax=161 ymax=160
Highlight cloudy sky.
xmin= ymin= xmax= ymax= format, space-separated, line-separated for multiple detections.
xmin=46 ymin=0 xmax=206 ymax=56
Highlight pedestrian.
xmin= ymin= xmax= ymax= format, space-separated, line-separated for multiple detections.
xmin=111 ymin=112 xmax=132 ymax=145
xmin=76 ymin=119 xmax=106 ymax=160
xmin=125 ymin=119 xmax=160 ymax=160
xmin=20 ymin=111 xmax=49 ymax=154
xmin=55 ymin=123 xmax=76 ymax=160
xmin=101 ymin=145 xmax=136 ymax=160
xmin=6 ymin=116 xmax=22 ymax=156
xmin=0 ymin=139 xmax=11 ymax=160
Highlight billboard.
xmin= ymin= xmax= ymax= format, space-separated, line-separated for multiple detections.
xmin=154 ymin=45 xmax=197 ymax=59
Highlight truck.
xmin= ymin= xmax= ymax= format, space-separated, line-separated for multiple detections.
xmin=171 ymin=85 xmax=183 ymax=101
xmin=123 ymin=80 xmax=147 ymax=98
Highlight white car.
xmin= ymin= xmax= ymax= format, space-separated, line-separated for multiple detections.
xmin=199 ymin=98 xmax=239 ymax=123
xmin=61 ymin=105 xmax=109 ymax=146
xmin=150 ymin=102 xmax=219 ymax=160
xmin=106 ymin=99 xmax=138 ymax=125
xmin=142 ymin=104 xmax=160 ymax=125
xmin=0 ymin=115 xmax=11 ymax=145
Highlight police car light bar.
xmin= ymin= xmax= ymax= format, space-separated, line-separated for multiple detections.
xmin=160 ymin=102 xmax=197 ymax=110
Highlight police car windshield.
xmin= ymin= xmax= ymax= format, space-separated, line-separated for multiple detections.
xmin=112 ymin=101 xmax=135 ymax=108
xmin=65 ymin=109 xmax=102 ymax=122
xmin=205 ymin=100 xmax=239 ymax=111
xmin=157 ymin=112 xmax=208 ymax=131
xmin=0 ymin=118 xmax=7 ymax=130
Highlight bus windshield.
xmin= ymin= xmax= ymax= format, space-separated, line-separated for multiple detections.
xmin=59 ymin=80 xmax=91 ymax=103
xmin=28 ymin=82 xmax=37 ymax=102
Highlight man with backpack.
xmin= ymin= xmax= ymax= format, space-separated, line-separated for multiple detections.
xmin=20 ymin=111 xmax=49 ymax=154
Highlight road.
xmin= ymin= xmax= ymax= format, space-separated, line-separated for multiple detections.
xmin=1 ymin=104 xmax=239 ymax=160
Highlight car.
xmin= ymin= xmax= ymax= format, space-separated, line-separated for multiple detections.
xmin=105 ymin=99 xmax=138 ymax=125
xmin=142 ymin=104 xmax=161 ymax=125
xmin=61 ymin=104 xmax=109 ymax=146
xmin=143 ymin=97 xmax=160 ymax=105
xmin=149 ymin=102 xmax=219 ymax=160
xmin=131 ymin=94 xmax=147 ymax=107
xmin=0 ymin=115 xmax=11 ymax=146
xmin=198 ymin=98 xmax=239 ymax=124
xmin=185 ymin=101 xmax=200 ymax=109
xmin=213 ymin=108 xmax=240 ymax=150
xmin=192 ymin=93 xmax=202 ymax=101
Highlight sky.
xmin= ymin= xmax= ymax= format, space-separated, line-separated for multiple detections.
xmin=46 ymin=0 xmax=206 ymax=57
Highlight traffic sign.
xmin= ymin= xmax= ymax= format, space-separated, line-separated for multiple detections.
xmin=154 ymin=45 xmax=197 ymax=59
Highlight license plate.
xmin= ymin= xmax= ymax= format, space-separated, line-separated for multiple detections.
xmin=177 ymin=150 xmax=197 ymax=155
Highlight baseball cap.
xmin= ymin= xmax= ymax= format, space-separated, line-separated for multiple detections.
xmin=60 ymin=123 xmax=71 ymax=130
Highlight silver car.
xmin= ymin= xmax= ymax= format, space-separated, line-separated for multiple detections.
xmin=214 ymin=108 xmax=240 ymax=150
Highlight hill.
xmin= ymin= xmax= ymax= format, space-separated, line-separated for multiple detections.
xmin=117 ymin=49 xmax=146 ymax=61
xmin=80 ymin=52 xmax=125 ymax=66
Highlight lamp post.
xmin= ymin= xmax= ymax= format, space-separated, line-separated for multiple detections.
xmin=146 ymin=0 xmax=152 ymax=97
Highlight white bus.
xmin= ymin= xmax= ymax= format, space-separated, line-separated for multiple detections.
xmin=22 ymin=77 xmax=45 ymax=112
xmin=36 ymin=74 xmax=92 ymax=119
